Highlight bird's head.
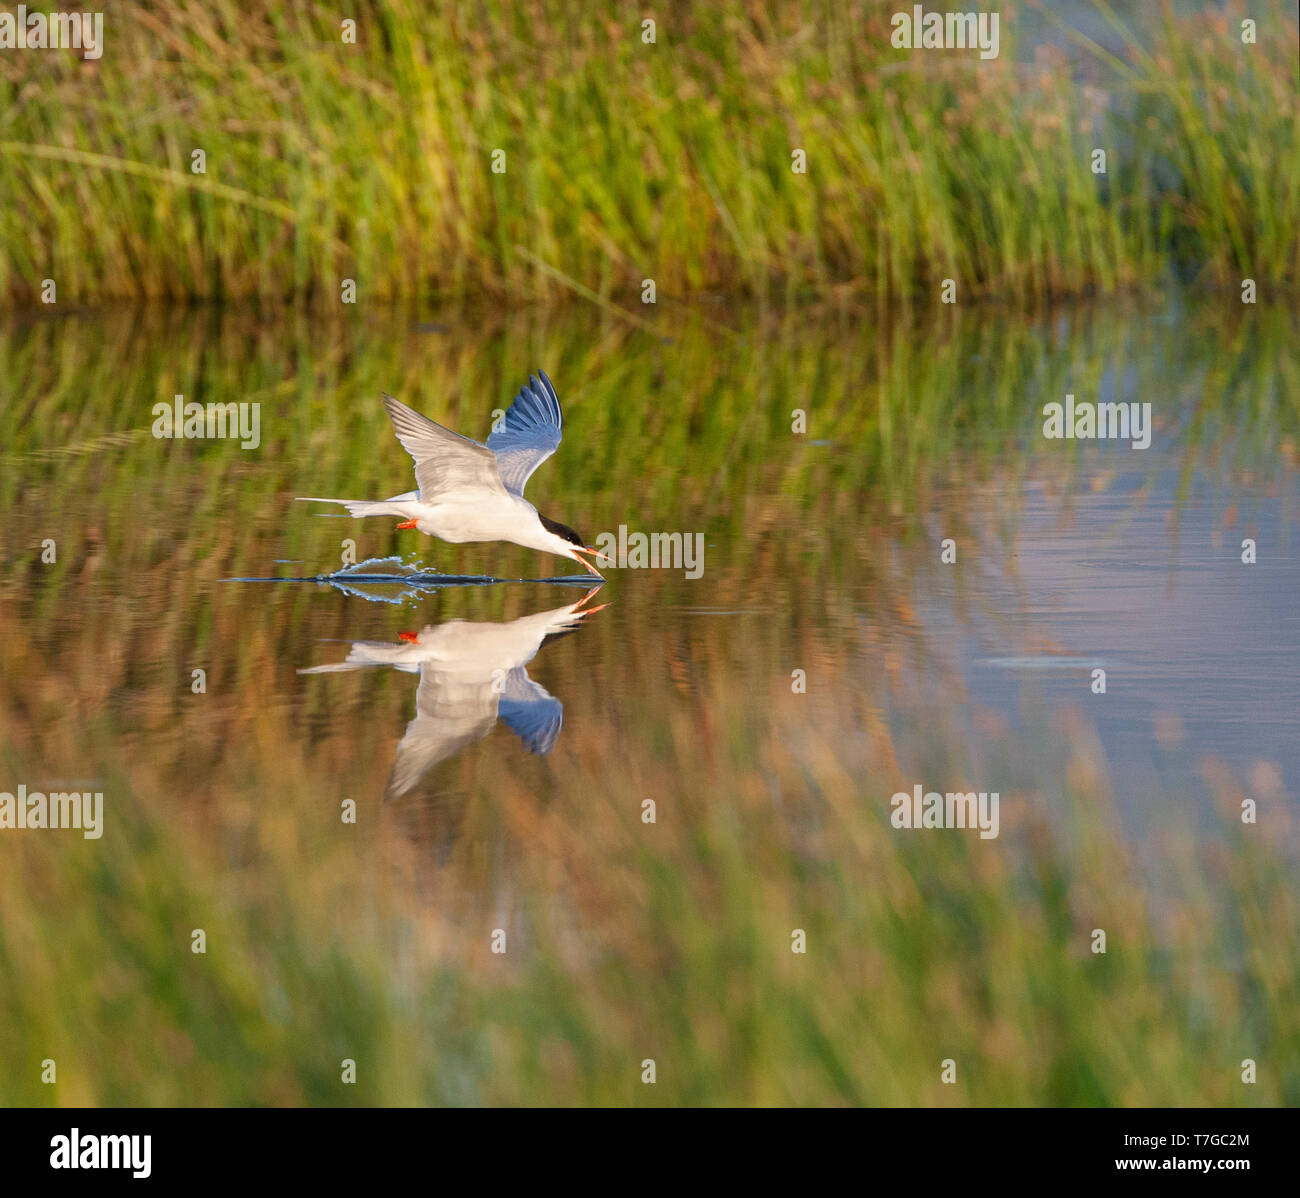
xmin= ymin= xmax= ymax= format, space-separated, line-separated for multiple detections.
xmin=539 ymin=513 xmax=604 ymax=577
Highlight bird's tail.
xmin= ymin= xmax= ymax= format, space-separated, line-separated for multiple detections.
xmin=295 ymin=496 xmax=409 ymax=519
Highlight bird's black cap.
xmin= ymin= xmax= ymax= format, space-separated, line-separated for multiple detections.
xmin=539 ymin=513 xmax=585 ymax=548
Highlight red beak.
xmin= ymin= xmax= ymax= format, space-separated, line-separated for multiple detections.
xmin=569 ymin=545 xmax=605 ymax=577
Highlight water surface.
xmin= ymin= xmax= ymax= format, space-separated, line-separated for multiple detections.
xmin=1 ymin=294 xmax=1296 ymax=1103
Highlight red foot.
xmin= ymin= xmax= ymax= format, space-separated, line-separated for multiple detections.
xmin=398 ymin=631 xmax=419 ymax=643
xmin=396 ymin=519 xmax=418 ymax=529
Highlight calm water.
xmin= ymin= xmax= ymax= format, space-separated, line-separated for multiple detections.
xmin=2 ymin=292 xmax=1297 ymax=1104
xmin=3 ymin=296 xmax=1296 ymax=853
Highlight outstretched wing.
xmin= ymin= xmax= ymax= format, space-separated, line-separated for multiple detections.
xmin=486 ymin=371 xmax=564 ymax=498
xmin=382 ymin=394 xmax=507 ymax=502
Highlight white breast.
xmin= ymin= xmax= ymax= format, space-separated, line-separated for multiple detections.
xmin=416 ymin=492 xmax=540 ymax=546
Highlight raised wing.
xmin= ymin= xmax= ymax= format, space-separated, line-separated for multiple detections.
xmin=486 ymin=371 xmax=564 ymax=498
xmin=382 ymin=393 xmax=507 ymax=502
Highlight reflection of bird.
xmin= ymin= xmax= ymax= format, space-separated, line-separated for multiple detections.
xmin=297 ymin=370 xmax=604 ymax=577
xmin=299 ymin=588 xmax=608 ymax=799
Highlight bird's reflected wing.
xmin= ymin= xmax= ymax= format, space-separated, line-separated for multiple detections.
xmin=496 ymin=667 xmax=563 ymax=755
xmin=384 ymin=662 xmax=498 ymax=798
xmin=486 ymin=371 xmax=564 ymax=498
xmin=382 ymin=393 xmax=508 ymax=502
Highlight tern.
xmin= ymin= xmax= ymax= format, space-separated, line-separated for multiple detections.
xmin=298 ymin=370 xmax=604 ymax=577
xmin=299 ymin=588 xmax=608 ymax=798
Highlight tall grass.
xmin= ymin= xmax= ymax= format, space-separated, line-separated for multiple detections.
xmin=0 ymin=1 xmax=1294 ymax=308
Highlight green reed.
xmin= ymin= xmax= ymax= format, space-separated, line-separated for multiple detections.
xmin=0 ymin=1 xmax=1294 ymax=309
